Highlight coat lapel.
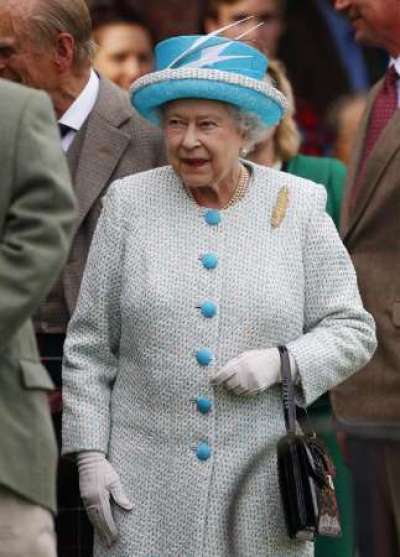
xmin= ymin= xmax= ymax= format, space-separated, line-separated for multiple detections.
xmin=342 ymin=78 xmax=400 ymax=243
xmin=72 ymin=78 xmax=132 ymax=232
xmin=340 ymin=89 xmax=374 ymax=236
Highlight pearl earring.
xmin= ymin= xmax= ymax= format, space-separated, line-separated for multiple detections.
xmin=240 ymin=147 xmax=248 ymax=158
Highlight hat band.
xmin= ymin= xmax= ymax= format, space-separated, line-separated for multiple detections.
xmin=131 ymin=67 xmax=288 ymax=112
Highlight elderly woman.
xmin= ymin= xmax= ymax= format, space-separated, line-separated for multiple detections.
xmin=62 ymin=33 xmax=376 ymax=557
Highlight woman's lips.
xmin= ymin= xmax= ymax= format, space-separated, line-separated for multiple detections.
xmin=182 ymin=158 xmax=209 ymax=168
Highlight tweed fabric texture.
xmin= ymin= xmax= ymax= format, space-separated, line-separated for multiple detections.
xmin=62 ymin=163 xmax=376 ymax=556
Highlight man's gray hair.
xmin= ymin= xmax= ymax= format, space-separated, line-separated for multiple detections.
xmin=19 ymin=0 xmax=95 ymax=66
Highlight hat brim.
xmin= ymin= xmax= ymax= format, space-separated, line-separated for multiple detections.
xmin=130 ymin=68 xmax=287 ymax=127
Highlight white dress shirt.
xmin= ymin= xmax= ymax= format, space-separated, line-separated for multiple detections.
xmin=58 ymin=69 xmax=100 ymax=152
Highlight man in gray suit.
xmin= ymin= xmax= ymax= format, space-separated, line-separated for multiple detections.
xmin=0 ymin=76 xmax=76 ymax=557
xmin=0 ymin=0 xmax=165 ymax=325
xmin=0 ymin=1 xmax=165 ymax=555
xmin=332 ymin=1 xmax=400 ymax=556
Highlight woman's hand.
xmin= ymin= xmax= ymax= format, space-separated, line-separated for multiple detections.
xmin=77 ymin=451 xmax=133 ymax=547
xmin=210 ymin=348 xmax=295 ymax=395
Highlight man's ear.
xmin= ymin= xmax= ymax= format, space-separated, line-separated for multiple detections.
xmin=203 ymin=17 xmax=220 ymax=33
xmin=54 ymin=32 xmax=75 ymax=73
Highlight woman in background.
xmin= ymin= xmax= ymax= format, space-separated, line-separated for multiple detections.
xmin=248 ymin=59 xmax=345 ymax=228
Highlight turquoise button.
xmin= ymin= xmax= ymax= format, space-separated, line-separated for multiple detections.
xmin=200 ymin=301 xmax=217 ymax=318
xmin=196 ymin=397 xmax=212 ymax=414
xmin=195 ymin=349 xmax=213 ymax=366
xmin=201 ymin=253 xmax=218 ymax=270
xmin=196 ymin=442 xmax=212 ymax=461
xmin=204 ymin=210 xmax=221 ymax=225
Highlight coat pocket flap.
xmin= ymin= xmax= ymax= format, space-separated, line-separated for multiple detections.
xmin=20 ymin=360 xmax=55 ymax=391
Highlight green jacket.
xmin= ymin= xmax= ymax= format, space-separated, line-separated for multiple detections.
xmin=0 ymin=80 xmax=76 ymax=512
xmin=285 ymin=154 xmax=346 ymax=228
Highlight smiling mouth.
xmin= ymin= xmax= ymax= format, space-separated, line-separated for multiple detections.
xmin=182 ymin=159 xmax=209 ymax=168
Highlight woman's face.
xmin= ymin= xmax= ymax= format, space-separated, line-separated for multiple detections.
xmin=163 ymin=99 xmax=244 ymax=190
xmin=93 ymin=22 xmax=153 ymax=90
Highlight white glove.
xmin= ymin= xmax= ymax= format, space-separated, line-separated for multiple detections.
xmin=77 ymin=451 xmax=133 ymax=547
xmin=210 ymin=348 xmax=296 ymax=396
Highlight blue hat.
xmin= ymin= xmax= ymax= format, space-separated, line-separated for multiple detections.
xmin=130 ymin=34 xmax=287 ymax=127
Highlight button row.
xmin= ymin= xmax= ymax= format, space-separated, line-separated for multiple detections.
xmin=196 ymin=396 xmax=212 ymax=415
xmin=199 ymin=300 xmax=217 ymax=318
xmin=194 ymin=210 xmax=220 ymax=462
xmin=204 ymin=209 xmax=221 ymax=226
xmin=196 ymin=442 xmax=212 ymax=461
xmin=196 ymin=348 xmax=213 ymax=366
xmin=201 ymin=253 xmax=218 ymax=270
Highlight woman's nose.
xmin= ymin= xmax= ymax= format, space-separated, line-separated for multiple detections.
xmin=181 ymin=124 xmax=200 ymax=149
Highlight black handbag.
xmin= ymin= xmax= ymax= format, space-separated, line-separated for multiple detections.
xmin=277 ymin=346 xmax=342 ymax=542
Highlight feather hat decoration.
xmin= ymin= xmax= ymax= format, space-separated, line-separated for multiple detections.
xmin=130 ymin=20 xmax=287 ymax=126
xmin=167 ymin=17 xmax=262 ymax=69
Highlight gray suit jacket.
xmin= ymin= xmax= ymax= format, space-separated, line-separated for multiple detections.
xmin=0 ymin=79 xmax=76 ymax=511
xmin=331 ymin=78 xmax=400 ymax=424
xmin=63 ymin=76 xmax=166 ymax=314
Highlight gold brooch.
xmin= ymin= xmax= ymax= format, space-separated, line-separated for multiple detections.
xmin=271 ymin=186 xmax=289 ymax=229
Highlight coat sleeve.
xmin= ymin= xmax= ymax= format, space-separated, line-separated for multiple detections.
xmin=287 ymin=187 xmax=376 ymax=406
xmin=0 ymin=90 xmax=76 ymax=352
xmin=62 ymin=184 xmax=126 ymax=455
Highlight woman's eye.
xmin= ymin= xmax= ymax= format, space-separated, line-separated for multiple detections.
xmin=200 ymin=121 xmax=216 ymax=129
xmin=167 ymin=119 xmax=183 ymax=127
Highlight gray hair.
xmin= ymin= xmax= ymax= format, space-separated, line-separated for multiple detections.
xmin=9 ymin=0 xmax=95 ymax=67
xmin=227 ymin=105 xmax=271 ymax=153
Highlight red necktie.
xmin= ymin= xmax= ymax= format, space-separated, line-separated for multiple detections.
xmin=350 ymin=65 xmax=398 ymax=209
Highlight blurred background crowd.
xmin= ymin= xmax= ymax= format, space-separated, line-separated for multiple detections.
xmin=87 ymin=0 xmax=387 ymax=161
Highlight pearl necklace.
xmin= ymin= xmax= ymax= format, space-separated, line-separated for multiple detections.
xmin=223 ymin=164 xmax=249 ymax=209
xmin=183 ymin=163 xmax=249 ymax=210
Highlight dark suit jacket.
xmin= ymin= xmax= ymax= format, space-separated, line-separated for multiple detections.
xmin=331 ymin=79 xmax=400 ymax=424
xmin=0 ymin=80 xmax=76 ymax=511
xmin=62 ymin=76 xmax=166 ymax=314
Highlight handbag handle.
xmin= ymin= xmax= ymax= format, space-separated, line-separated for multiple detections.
xmin=278 ymin=346 xmax=297 ymax=434
xmin=278 ymin=346 xmax=315 ymax=436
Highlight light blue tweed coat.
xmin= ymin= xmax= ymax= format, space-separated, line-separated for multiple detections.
xmin=62 ymin=163 xmax=376 ymax=557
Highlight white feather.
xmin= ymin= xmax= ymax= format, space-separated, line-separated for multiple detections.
xmin=167 ymin=16 xmax=254 ymax=69
xmin=234 ymin=21 xmax=264 ymax=40
xmin=182 ymin=42 xmax=251 ymax=69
